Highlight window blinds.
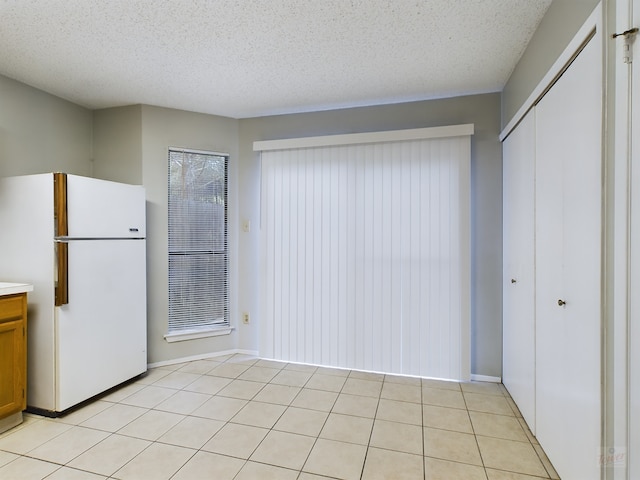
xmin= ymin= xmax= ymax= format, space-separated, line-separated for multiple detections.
xmin=259 ymin=128 xmax=471 ymax=380
xmin=168 ymin=149 xmax=229 ymax=334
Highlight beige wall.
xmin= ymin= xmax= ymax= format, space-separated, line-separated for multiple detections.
xmin=238 ymin=93 xmax=504 ymax=377
xmin=0 ymin=74 xmax=92 ymax=177
xmin=501 ymin=0 xmax=600 ymax=127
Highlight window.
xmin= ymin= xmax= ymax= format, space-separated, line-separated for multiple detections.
xmin=166 ymin=148 xmax=229 ymax=341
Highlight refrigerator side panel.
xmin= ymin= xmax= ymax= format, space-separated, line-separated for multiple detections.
xmin=0 ymin=174 xmax=57 ymax=411
xmin=55 ymin=239 xmax=146 ymax=411
xmin=65 ymin=174 xmax=146 ymax=238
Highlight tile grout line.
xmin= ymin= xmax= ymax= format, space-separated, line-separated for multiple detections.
xmin=151 ymin=356 xmax=252 ymax=480
xmin=421 ymin=377 xmax=426 ymax=480
xmin=499 ymin=381 xmax=553 ymax=480
xmin=357 ymin=374 xmax=382 ymax=480
xmin=127 ymin=356 xmax=241 ymax=480
xmin=0 ymin=356 xmax=560 ymax=480
xmin=279 ymin=361 xmax=328 ymax=479
xmin=173 ymin=356 xmax=269 ymax=480
xmin=222 ymin=358 xmax=346 ymax=478
xmin=8 ymin=415 xmax=135 ymax=479
xmin=208 ymin=358 xmax=289 ymax=478
xmin=461 ymin=384 xmax=491 ymax=480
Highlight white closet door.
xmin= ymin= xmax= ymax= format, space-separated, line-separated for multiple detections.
xmin=502 ymin=109 xmax=536 ymax=433
xmin=535 ymin=32 xmax=602 ymax=480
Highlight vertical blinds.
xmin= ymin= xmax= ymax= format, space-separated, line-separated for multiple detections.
xmin=259 ymin=132 xmax=471 ymax=380
xmin=168 ymin=149 xmax=229 ymax=333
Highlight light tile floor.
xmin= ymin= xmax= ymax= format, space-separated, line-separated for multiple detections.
xmin=0 ymin=354 xmax=561 ymax=479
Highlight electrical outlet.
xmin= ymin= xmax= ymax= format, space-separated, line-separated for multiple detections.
xmin=242 ymin=312 xmax=250 ymax=324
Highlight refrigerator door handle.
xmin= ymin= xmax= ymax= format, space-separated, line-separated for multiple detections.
xmin=55 ymin=240 xmax=69 ymax=306
xmin=54 ymin=173 xmax=69 ymax=306
xmin=54 ymin=172 xmax=68 ymax=237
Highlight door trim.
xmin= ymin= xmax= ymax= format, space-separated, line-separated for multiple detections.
xmin=500 ymin=4 xmax=603 ymax=141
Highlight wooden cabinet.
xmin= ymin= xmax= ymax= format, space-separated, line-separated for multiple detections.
xmin=0 ymin=292 xmax=27 ymax=430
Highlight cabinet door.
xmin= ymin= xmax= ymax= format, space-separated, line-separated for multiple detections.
xmin=0 ymin=313 xmax=25 ymax=418
xmin=535 ymin=32 xmax=602 ymax=480
xmin=502 ymin=109 xmax=536 ymax=433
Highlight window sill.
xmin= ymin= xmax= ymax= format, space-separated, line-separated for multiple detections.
xmin=164 ymin=326 xmax=234 ymax=343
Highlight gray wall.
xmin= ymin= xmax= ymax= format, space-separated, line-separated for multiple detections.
xmin=502 ymin=0 xmax=600 ymax=127
xmin=0 ymin=71 xmax=503 ymax=377
xmin=238 ymin=93 xmax=504 ymax=377
xmin=140 ymin=105 xmax=240 ymax=364
xmin=0 ymin=0 xmax=608 ymax=379
xmin=93 ymin=105 xmax=143 ymax=184
xmin=0 ymin=74 xmax=92 ymax=177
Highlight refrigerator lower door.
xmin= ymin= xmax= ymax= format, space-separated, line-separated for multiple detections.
xmin=55 ymin=239 xmax=147 ymax=412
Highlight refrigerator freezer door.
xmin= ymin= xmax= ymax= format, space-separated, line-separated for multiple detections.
xmin=64 ymin=174 xmax=146 ymax=239
xmin=55 ymin=239 xmax=147 ymax=411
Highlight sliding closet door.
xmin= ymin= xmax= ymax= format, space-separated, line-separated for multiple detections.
xmin=535 ymin=32 xmax=602 ymax=480
xmin=502 ymin=109 xmax=536 ymax=433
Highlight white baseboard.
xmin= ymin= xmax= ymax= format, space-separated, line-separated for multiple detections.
xmin=147 ymin=349 xmax=259 ymax=369
xmin=470 ymin=374 xmax=502 ymax=383
xmin=149 ymin=353 xmax=502 ymax=385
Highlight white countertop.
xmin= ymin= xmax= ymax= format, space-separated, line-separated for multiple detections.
xmin=0 ymin=282 xmax=34 ymax=296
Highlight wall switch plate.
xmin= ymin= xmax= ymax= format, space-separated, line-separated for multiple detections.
xmin=242 ymin=312 xmax=250 ymax=324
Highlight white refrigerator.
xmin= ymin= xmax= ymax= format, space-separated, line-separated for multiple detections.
xmin=0 ymin=173 xmax=147 ymax=415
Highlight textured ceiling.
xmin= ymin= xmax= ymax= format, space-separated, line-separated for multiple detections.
xmin=0 ymin=0 xmax=553 ymax=119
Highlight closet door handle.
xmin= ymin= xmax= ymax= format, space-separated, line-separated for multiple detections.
xmin=511 ymin=278 xmax=517 ymax=284
xmin=557 ymin=299 xmax=566 ymax=306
